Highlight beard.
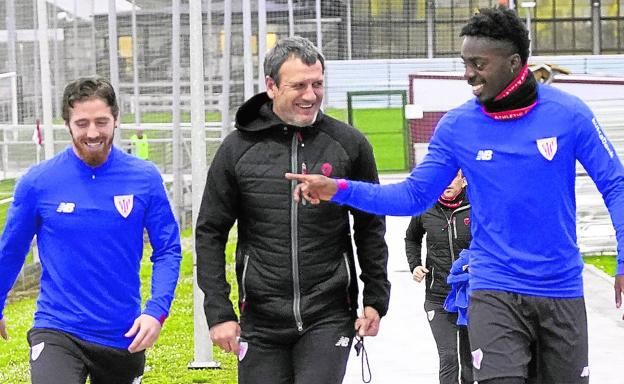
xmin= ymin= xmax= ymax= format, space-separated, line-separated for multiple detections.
xmin=71 ymin=135 xmax=114 ymax=167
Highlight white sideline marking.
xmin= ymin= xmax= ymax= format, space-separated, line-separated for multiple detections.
xmin=0 ymin=197 xmax=14 ymax=204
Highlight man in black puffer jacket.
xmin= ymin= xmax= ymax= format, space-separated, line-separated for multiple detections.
xmin=405 ymin=171 xmax=472 ymax=384
xmin=196 ymin=36 xmax=390 ymax=384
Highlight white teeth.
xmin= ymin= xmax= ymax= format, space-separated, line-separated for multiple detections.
xmin=472 ymin=84 xmax=484 ymax=92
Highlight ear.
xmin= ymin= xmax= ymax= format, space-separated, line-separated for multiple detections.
xmin=266 ymin=76 xmax=277 ymax=100
xmin=65 ymin=122 xmax=73 ymax=137
xmin=510 ymin=53 xmax=522 ymax=73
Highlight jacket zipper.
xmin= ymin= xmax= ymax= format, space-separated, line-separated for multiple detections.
xmin=241 ymin=254 xmax=250 ymax=312
xmin=290 ymin=133 xmax=303 ymax=332
xmin=429 ymin=266 xmax=435 ymax=289
xmin=343 ymin=252 xmax=352 ymax=310
xmin=442 ymin=205 xmax=471 ymax=263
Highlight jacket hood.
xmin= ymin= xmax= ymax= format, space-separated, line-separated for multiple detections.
xmin=235 ymin=92 xmax=323 ymax=133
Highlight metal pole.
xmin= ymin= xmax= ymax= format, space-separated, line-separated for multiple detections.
xmin=132 ymin=0 xmax=140 ymax=127
xmin=242 ymin=0 xmax=254 ymax=99
xmin=6 ymin=0 xmax=17 ymax=75
xmin=10 ymin=74 xmax=18 ymax=127
xmin=6 ymin=0 xmax=19 ymax=132
xmin=206 ymin=0 xmax=214 ymax=115
xmin=592 ymin=0 xmax=601 ymax=55
xmin=315 ymin=0 xmax=322 ymax=52
xmin=32 ymin=0 xmax=41 ymax=122
xmin=91 ymin=0 xmax=97 ymax=75
xmin=73 ymin=0 xmax=79 ymax=79
xmin=288 ymin=0 xmax=294 ymax=37
xmin=188 ymin=0 xmax=219 ymax=368
xmin=53 ymin=0 xmax=61 ymax=116
xmin=426 ymin=0 xmax=434 ymax=59
xmin=172 ymin=0 xmax=182 ymax=225
xmin=9 ymin=73 xmax=18 ymax=177
xmin=346 ymin=0 xmax=352 ymax=60
xmin=257 ymin=0 xmax=267 ymax=92
xmin=0 ymin=72 xmax=17 ymax=179
xmin=221 ymin=0 xmax=232 ymax=138
xmin=37 ymin=0 xmax=55 ymax=160
xmin=108 ymin=0 xmax=121 ymax=147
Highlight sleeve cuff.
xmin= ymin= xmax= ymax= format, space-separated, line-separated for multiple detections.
xmin=143 ymin=307 xmax=168 ymax=325
xmin=331 ymin=179 xmax=350 ymax=203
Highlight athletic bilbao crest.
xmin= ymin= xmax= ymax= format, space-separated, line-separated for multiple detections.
xmin=114 ymin=195 xmax=134 ymax=218
xmin=536 ymin=137 xmax=557 ymax=161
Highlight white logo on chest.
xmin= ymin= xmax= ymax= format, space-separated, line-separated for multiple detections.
xmin=56 ymin=202 xmax=75 ymax=213
xmin=476 ymin=150 xmax=493 ymax=161
xmin=536 ymin=137 xmax=557 ymax=161
xmin=114 ymin=195 xmax=134 ymax=218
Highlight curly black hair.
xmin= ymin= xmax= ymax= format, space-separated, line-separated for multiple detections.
xmin=460 ymin=7 xmax=530 ymax=65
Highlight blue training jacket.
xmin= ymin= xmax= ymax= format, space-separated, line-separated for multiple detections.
xmin=333 ymin=84 xmax=624 ymax=297
xmin=0 ymin=146 xmax=181 ymax=348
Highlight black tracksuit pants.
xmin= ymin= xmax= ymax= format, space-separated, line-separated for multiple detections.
xmin=238 ymin=311 xmax=355 ymax=384
xmin=27 ymin=328 xmax=145 ymax=384
xmin=424 ymin=299 xmax=473 ymax=384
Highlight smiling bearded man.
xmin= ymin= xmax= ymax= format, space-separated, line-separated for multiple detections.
xmin=0 ymin=77 xmax=181 ymax=384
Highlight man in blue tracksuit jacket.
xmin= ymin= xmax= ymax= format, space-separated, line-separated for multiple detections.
xmin=0 ymin=77 xmax=181 ymax=383
xmin=287 ymin=8 xmax=624 ymax=384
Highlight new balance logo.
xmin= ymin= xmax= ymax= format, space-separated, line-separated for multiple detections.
xmin=56 ymin=202 xmax=75 ymax=213
xmin=476 ymin=150 xmax=493 ymax=161
xmin=335 ymin=336 xmax=350 ymax=347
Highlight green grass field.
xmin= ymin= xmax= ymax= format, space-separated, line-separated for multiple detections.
xmin=0 ymin=228 xmax=240 ymax=384
xmin=53 ymin=111 xmax=223 ymax=126
xmin=120 ymin=111 xmax=222 ymax=124
xmin=583 ymin=255 xmax=616 ymax=276
xmin=326 ymin=108 xmax=408 ymax=172
xmin=57 ymin=108 xmax=410 ymax=173
xmin=0 ymin=179 xmax=15 ymax=234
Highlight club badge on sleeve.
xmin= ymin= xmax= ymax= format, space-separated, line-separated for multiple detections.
xmin=114 ymin=195 xmax=134 ymax=218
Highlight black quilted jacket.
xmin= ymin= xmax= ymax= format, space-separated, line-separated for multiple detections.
xmin=196 ymin=92 xmax=390 ymax=333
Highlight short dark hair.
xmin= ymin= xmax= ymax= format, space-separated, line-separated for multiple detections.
xmin=460 ymin=7 xmax=530 ymax=65
xmin=62 ymin=77 xmax=119 ymax=123
xmin=264 ymin=36 xmax=325 ymax=86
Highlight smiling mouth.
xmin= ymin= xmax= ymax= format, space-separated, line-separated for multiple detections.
xmin=85 ymin=141 xmax=103 ymax=149
xmin=472 ymin=83 xmax=484 ymax=95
